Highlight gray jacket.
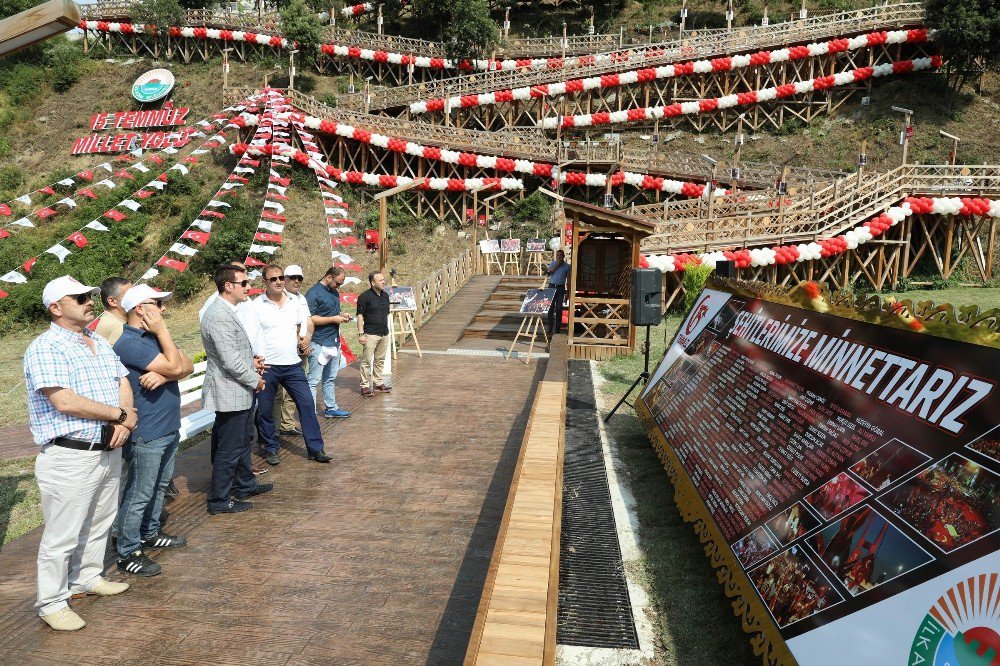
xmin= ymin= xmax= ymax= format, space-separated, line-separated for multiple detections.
xmin=201 ymin=297 xmax=259 ymax=412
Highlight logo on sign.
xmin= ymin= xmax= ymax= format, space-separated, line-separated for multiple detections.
xmin=908 ymin=574 xmax=1000 ymax=666
xmin=684 ymin=294 xmax=711 ymax=336
xmin=132 ymin=69 xmax=175 ymax=103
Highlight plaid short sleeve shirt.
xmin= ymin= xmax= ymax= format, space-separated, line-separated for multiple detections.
xmin=24 ymin=322 xmax=128 ymax=446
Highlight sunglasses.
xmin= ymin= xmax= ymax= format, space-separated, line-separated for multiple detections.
xmin=227 ymin=279 xmax=250 ymax=288
xmin=67 ymin=293 xmax=93 ymax=305
xmin=139 ymin=300 xmax=165 ymax=308
xmin=286 ymin=275 xmax=303 ymax=281
xmin=267 ymin=275 xmax=286 ymax=283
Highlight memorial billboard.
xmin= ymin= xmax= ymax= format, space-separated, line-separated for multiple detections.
xmin=636 ymin=278 xmax=1000 ymax=665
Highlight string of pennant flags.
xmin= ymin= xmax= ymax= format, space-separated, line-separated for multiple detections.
xmin=242 ymin=91 xmax=288 ymax=282
xmin=0 ymin=102 xmax=261 ymax=294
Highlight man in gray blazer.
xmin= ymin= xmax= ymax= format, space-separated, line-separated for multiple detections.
xmin=201 ymin=265 xmax=273 ymax=514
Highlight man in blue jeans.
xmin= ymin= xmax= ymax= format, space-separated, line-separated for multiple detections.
xmin=305 ymin=266 xmax=352 ymax=420
xmin=546 ymin=249 xmax=571 ymax=335
xmin=113 ymin=284 xmax=194 ymax=576
xmin=252 ymin=265 xmax=332 ymax=465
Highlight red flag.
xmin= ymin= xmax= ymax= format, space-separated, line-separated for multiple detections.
xmin=0 ymin=289 xmax=7 ymax=299
xmin=148 ymin=155 xmax=164 ymax=165
xmin=0 ymin=230 xmax=9 ymax=239
xmin=184 ymin=156 xmax=199 ymax=164
xmin=67 ymin=232 xmax=88 ymax=248
xmin=244 ymin=256 xmax=267 ymax=267
xmin=23 ymin=257 xmax=37 ymax=272
xmin=228 ymin=175 xmax=249 ymax=183
xmin=339 ymin=293 xmax=359 ymax=306
xmin=341 ymin=339 xmax=357 ymax=364
xmin=217 ymin=189 xmax=238 ymax=198
xmin=77 ymin=188 xmax=97 ymax=199
xmin=332 ymin=237 xmax=358 ymax=246
xmin=261 ymin=211 xmax=285 ymax=222
xmin=114 ymin=170 xmax=134 ymax=180
xmin=247 ymin=288 xmax=265 ymax=297
xmin=270 ymin=177 xmax=290 ymax=186
xmin=86 ymin=318 xmax=99 ymax=331
xmin=201 ymin=210 xmax=225 ymax=219
xmin=267 ymin=193 xmax=290 ymax=201
xmin=340 ymin=263 xmax=361 ymax=272
xmin=104 ymin=209 xmax=126 ymax=221
xmin=0 ymin=203 xmax=11 ymax=216
xmin=181 ymin=230 xmax=210 ymax=245
xmin=78 ymin=170 xmax=94 ymax=181
xmin=254 ymin=232 xmax=283 ymax=244
xmin=135 ymin=190 xmax=155 ymax=199
xmin=157 ymin=173 xmax=168 ymax=183
xmin=36 ymin=207 xmax=57 ymax=218
xmin=156 ymin=256 xmax=187 ymax=271
xmin=38 ymin=186 xmax=55 ymax=196
xmin=240 ymin=158 xmax=260 ymax=167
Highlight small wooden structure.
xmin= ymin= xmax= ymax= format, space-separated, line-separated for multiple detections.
xmin=558 ymin=196 xmax=655 ymax=360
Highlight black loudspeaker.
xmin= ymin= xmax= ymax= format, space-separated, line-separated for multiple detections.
xmin=715 ymin=259 xmax=736 ymax=278
xmin=631 ymin=268 xmax=662 ymax=326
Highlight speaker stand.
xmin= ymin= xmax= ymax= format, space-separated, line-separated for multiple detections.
xmin=604 ymin=325 xmax=651 ymax=423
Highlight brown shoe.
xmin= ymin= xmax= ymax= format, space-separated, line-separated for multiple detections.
xmin=374 ymin=384 xmax=392 ymax=393
xmin=361 ymin=386 xmax=375 ymax=397
xmin=252 ymin=464 xmax=268 ymax=475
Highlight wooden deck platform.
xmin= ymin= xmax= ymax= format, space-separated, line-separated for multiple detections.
xmin=0 ymin=278 xmax=555 ymax=665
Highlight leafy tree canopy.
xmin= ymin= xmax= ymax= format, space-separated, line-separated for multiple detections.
xmin=414 ymin=0 xmax=498 ymax=60
xmin=133 ymin=0 xmax=186 ymax=29
xmin=924 ymin=0 xmax=1000 ymax=92
xmin=280 ymin=0 xmax=325 ymax=57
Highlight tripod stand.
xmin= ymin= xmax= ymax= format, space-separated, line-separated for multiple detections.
xmin=604 ymin=325 xmax=651 ymax=422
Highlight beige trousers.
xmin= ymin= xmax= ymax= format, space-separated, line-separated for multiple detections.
xmin=274 ymin=357 xmax=308 ymax=430
xmin=360 ymin=333 xmax=388 ymax=388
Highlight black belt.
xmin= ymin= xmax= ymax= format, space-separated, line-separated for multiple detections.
xmin=549 ymin=284 xmax=564 ymax=289
xmin=50 ymin=437 xmax=110 ymax=451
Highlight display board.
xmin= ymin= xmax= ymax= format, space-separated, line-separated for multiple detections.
xmin=519 ymin=288 xmax=555 ymax=314
xmin=526 ymin=239 xmax=546 ymax=253
xmin=479 ymin=239 xmax=500 ymax=254
xmin=388 ymin=286 xmax=416 ymax=311
xmin=636 ymin=278 xmax=1000 ymax=665
xmin=500 ymin=238 xmax=521 ymax=253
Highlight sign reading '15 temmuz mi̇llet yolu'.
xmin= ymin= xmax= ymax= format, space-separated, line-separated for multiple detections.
xmin=637 ymin=283 xmax=1000 ymax=665
xmin=71 ymin=131 xmax=193 ymax=155
xmin=89 ymin=108 xmax=189 ymax=131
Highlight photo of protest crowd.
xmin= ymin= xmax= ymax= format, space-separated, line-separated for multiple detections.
xmin=732 ymin=527 xmax=779 ymax=568
xmin=881 ymin=454 xmax=1000 ymax=553
xmin=805 ymin=472 xmax=870 ymax=521
xmin=750 ymin=546 xmax=844 ymax=628
xmin=767 ymin=502 xmax=820 ymax=545
xmin=850 ymin=439 xmax=930 ymax=491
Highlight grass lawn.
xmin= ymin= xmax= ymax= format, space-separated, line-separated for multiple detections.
xmin=0 ymin=456 xmax=40 ymax=549
xmin=592 ymin=283 xmax=1000 ymax=664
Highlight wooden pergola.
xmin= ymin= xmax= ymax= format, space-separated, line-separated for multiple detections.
xmin=559 ymin=197 xmax=654 ymax=360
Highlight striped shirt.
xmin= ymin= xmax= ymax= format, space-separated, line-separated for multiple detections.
xmin=24 ymin=322 xmax=127 ymax=446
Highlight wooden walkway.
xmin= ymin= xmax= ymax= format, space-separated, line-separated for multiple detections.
xmin=0 ymin=279 xmax=550 ymax=665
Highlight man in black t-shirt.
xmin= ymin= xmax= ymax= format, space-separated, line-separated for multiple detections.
xmin=355 ymin=272 xmax=392 ymax=397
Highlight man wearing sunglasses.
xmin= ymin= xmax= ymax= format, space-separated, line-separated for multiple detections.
xmin=112 ymin=285 xmax=194 ymax=577
xmin=251 ymin=264 xmax=330 ymax=465
xmin=273 ymin=264 xmax=312 ymax=437
xmin=201 ymin=265 xmax=273 ymax=515
xmin=24 ymin=276 xmax=138 ymax=631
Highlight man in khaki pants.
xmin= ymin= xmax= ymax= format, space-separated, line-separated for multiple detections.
xmin=355 ymin=272 xmax=391 ymax=397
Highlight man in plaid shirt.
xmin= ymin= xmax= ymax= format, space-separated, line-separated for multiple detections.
xmin=23 ymin=276 xmax=138 ymax=632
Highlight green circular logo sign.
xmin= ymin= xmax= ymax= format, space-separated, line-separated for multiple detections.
xmin=132 ymin=69 xmax=175 ymax=103
xmin=909 ymin=574 xmax=1000 ymax=666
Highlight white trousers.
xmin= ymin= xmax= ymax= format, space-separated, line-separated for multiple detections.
xmin=35 ymin=444 xmax=122 ymax=616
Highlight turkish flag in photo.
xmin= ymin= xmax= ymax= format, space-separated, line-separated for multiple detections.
xmin=78 ymin=170 xmax=94 ymax=181
xmin=254 ymin=232 xmax=283 ymax=244
xmin=332 ymin=237 xmax=358 ymax=246
xmin=135 ymin=190 xmax=155 ymax=199
xmin=35 ymin=207 xmax=57 ymax=219
xmin=67 ymin=232 xmax=88 ymax=248
xmin=104 ymin=209 xmax=126 ymax=221
xmin=156 ymin=256 xmax=188 ymax=271
xmin=339 ymin=293 xmax=359 ymax=305
xmin=181 ymin=230 xmax=210 ymax=245
xmin=77 ymin=188 xmax=98 ymax=199
xmin=38 ymin=186 xmax=56 ymax=196
xmin=244 ymin=256 xmax=267 ymax=267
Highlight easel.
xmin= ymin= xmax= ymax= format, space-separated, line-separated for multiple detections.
xmin=389 ymin=309 xmax=421 ymax=359
xmin=481 ymin=232 xmax=504 ymax=275
xmin=525 ymin=250 xmax=545 ymax=276
xmin=506 ymin=313 xmax=549 ymax=363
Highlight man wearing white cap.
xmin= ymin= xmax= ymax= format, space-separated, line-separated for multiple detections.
xmin=113 ymin=285 xmax=194 ymax=577
xmin=24 ymin=276 xmax=138 ymax=631
xmin=273 ymin=264 xmax=312 ymax=436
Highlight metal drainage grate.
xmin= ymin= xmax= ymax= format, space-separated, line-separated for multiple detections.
xmin=557 ymin=360 xmax=640 ymax=649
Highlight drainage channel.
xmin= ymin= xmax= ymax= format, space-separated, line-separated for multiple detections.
xmin=557 ymin=359 xmax=640 ymax=649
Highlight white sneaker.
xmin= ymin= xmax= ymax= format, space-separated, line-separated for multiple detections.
xmin=40 ymin=608 xmax=85 ymax=631
xmin=85 ymin=577 xmax=130 ymax=596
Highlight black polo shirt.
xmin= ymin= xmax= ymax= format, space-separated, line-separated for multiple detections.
xmin=357 ymin=287 xmax=391 ymax=336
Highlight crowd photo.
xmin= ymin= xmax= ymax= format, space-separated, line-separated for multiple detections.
xmin=23 ymin=264 xmax=394 ymax=631
xmin=749 ymin=547 xmax=844 ymax=628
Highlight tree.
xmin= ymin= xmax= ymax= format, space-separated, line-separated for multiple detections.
xmin=133 ymin=0 xmax=185 ymax=31
xmin=443 ymin=0 xmax=499 ymax=61
xmin=924 ymin=0 xmax=1000 ymax=93
xmin=280 ymin=0 xmax=325 ymax=58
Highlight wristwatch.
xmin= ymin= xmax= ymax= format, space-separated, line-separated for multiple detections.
xmin=115 ymin=408 xmax=127 ymax=425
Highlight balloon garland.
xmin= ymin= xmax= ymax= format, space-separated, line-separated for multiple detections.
xmin=79 ymin=20 xmax=295 ymax=49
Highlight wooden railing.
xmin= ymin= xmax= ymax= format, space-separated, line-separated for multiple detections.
xmin=642 ymin=164 xmax=1000 ymax=253
xmin=360 ymin=1 xmax=925 ymax=110
xmin=325 ymin=25 xmax=448 ymax=58
xmin=413 ymin=249 xmax=475 ymax=328
xmin=80 ymin=1 xmax=281 ymax=29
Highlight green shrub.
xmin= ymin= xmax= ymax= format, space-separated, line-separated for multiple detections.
xmin=0 ymin=64 xmax=46 ymax=106
xmin=43 ymin=39 xmax=83 ymax=92
xmin=682 ymin=264 xmax=714 ymax=314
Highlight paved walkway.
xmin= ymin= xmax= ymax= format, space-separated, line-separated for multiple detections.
xmin=0 ymin=278 xmax=548 ymax=665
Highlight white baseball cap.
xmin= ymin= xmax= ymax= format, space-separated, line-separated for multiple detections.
xmin=42 ymin=275 xmax=100 ymax=309
xmin=285 ymin=264 xmax=304 ymax=277
xmin=121 ymin=284 xmax=173 ymax=313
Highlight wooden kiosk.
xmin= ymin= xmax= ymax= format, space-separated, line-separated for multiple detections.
xmin=556 ymin=197 xmax=655 ymax=360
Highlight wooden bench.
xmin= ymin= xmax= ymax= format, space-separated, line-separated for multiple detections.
xmin=177 ymin=361 xmax=214 ymax=441
xmin=464 ymin=341 xmax=568 ymax=665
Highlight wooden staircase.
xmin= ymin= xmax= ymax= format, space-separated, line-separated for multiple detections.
xmin=462 ymin=275 xmax=547 ymax=341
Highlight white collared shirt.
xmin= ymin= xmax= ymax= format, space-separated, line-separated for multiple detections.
xmin=252 ymin=292 xmax=309 ymax=365
xmin=200 ymin=291 xmax=266 ymax=356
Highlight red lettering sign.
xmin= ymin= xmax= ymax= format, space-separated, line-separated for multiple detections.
xmin=71 ymin=130 xmax=191 ymax=155
xmin=89 ymin=108 xmax=189 ymax=131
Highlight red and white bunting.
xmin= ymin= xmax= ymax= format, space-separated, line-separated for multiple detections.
xmin=542 ymin=56 xmax=942 ymax=129
xmin=340 ymin=2 xmax=374 ymax=16
xmin=409 ymin=28 xmax=931 ymax=113
xmin=78 ymin=20 xmax=295 ymax=49
xmin=642 ymin=197 xmax=1000 ymax=273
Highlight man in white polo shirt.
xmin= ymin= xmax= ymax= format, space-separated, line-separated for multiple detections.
xmin=272 ymin=264 xmax=312 ymax=436
xmin=252 ymin=264 xmax=330 ymax=465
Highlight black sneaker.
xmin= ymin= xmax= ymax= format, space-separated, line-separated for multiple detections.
xmin=235 ymin=483 xmax=273 ymax=500
xmin=164 ymin=480 xmax=180 ymax=498
xmin=265 ymin=452 xmax=280 ymax=466
xmin=117 ymin=550 xmax=161 ymax=577
xmin=208 ymin=500 xmax=253 ymax=515
xmin=141 ymin=532 xmax=187 ymax=549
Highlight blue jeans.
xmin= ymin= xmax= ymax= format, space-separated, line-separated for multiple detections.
xmin=307 ymin=342 xmax=340 ymax=411
xmin=116 ymin=431 xmax=179 ymax=557
xmin=257 ymin=363 xmax=325 ymax=455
